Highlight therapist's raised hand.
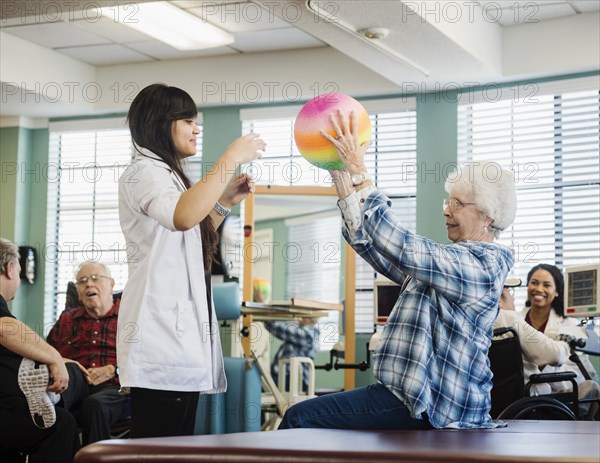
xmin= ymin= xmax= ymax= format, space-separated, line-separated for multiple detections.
xmin=224 ymin=133 xmax=266 ymax=165
xmin=219 ymin=173 xmax=255 ymax=208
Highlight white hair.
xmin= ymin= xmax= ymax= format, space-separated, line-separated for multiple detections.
xmin=74 ymin=261 xmax=112 ymax=280
xmin=0 ymin=238 xmax=19 ymax=276
xmin=444 ymin=162 xmax=517 ymax=238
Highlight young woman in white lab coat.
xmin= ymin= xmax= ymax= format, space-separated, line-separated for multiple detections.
xmin=118 ymin=83 xmax=266 ymax=438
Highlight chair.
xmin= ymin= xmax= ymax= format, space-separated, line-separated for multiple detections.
xmin=252 ymin=353 xmax=318 ymax=431
xmin=277 ymin=356 xmax=316 ymax=400
xmin=489 ymin=327 xmax=579 ymax=420
xmin=250 ymin=349 xmax=289 ymax=431
xmin=195 ymin=282 xmax=262 ymax=434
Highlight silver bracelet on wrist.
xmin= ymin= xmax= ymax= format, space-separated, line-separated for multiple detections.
xmin=213 ymin=201 xmax=231 ymax=217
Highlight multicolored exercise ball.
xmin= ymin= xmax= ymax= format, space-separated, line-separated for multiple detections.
xmin=294 ymin=93 xmax=371 ymax=170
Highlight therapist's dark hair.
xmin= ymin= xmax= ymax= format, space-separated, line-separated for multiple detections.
xmin=525 ymin=263 xmax=565 ymax=317
xmin=127 ymin=83 xmax=218 ymax=274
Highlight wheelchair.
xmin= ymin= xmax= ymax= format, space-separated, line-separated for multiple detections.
xmin=489 ymin=327 xmax=584 ymax=420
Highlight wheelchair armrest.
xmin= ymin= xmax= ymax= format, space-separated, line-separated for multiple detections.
xmin=493 ymin=327 xmax=518 ymax=338
xmin=525 ymin=371 xmax=579 ymax=400
xmin=528 ymin=371 xmax=576 ymax=384
xmin=525 ymin=371 xmax=580 ymax=418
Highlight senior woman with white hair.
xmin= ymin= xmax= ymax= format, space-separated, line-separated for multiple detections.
xmin=279 ymin=111 xmax=517 ymax=431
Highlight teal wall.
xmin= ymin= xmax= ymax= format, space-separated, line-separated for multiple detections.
xmin=200 ymin=106 xmax=243 ymax=216
xmin=0 ymin=126 xmax=49 ymax=329
xmin=416 ymin=92 xmax=458 ymax=242
xmin=0 ymin=127 xmax=19 ymax=241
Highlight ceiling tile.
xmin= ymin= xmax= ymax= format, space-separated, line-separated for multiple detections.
xmin=573 ymin=1 xmax=600 ymax=13
xmin=477 ymin=0 xmax=568 ymax=8
xmin=172 ymin=0 xmax=243 ymax=8
xmin=70 ymin=16 xmax=152 ymax=43
xmin=1 ymin=14 xmax=55 ymax=27
xmin=187 ymin=2 xmax=293 ymax=33
xmin=3 ymin=21 xmax=111 ymax=48
xmin=232 ymin=28 xmax=325 ymax=53
xmin=57 ymin=43 xmax=154 ymax=65
xmin=126 ymin=40 xmax=239 ymax=60
xmin=477 ymin=1 xmax=578 ymax=25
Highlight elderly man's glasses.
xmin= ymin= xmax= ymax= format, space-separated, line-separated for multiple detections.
xmin=442 ymin=197 xmax=477 ymax=212
xmin=76 ymin=274 xmax=110 ymax=286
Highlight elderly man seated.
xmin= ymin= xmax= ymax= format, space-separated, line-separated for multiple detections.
xmin=47 ymin=261 xmax=127 ymax=445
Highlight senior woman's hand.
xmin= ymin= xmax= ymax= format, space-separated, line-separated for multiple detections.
xmin=320 ymin=110 xmax=371 ymax=175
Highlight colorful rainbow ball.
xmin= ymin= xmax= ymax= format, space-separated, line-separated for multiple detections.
xmin=294 ymin=93 xmax=371 ymax=171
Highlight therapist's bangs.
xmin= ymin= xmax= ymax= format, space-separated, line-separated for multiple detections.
xmin=128 ymin=84 xmax=197 ymax=148
xmin=166 ymin=86 xmax=198 ymax=122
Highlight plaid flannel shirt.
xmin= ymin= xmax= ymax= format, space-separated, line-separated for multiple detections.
xmin=47 ymin=299 xmax=120 ymax=386
xmin=339 ymin=190 xmax=513 ymax=429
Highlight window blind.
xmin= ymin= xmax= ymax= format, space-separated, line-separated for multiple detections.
xmin=458 ymin=79 xmax=599 ymax=307
xmin=355 ymin=111 xmax=417 ymax=333
xmin=286 ymin=212 xmax=342 ymax=348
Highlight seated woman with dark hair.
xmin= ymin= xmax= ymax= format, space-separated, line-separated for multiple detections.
xmin=496 ymin=285 xmax=570 ymax=395
xmin=521 ymin=263 xmax=599 ymax=419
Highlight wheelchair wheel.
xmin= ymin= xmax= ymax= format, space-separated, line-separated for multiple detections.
xmin=498 ymin=396 xmax=577 ymax=421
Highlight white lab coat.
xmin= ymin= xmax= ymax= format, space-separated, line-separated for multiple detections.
xmin=520 ymin=307 xmax=597 ymax=391
xmin=117 ymin=148 xmax=226 ymax=393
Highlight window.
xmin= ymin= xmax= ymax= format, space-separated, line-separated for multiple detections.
xmin=286 ymin=212 xmax=342 ymax=348
xmin=44 ymin=118 xmax=203 ymax=325
xmin=355 ymin=109 xmax=417 ymax=333
xmin=242 ymin=98 xmax=417 ymax=335
xmin=458 ymin=77 xmax=600 ymax=306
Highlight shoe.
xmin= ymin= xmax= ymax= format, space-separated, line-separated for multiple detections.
xmin=17 ymin=358 xmax=56 ymax=429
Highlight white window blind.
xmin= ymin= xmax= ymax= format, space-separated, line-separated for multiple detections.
xmin=355 ymin=111 xmax=417 ymax=334
xmin=286 ymin=212 xmax=342 ymax=348
xmin=242 ymin=117 xmax=318 ymax=187
xmin=458 ymin=78 xmax=600 ymax=307
xmin=45 ymin=119 xmax=203 ymax=325
xmin=242 ymin=99 xmax=417 ymax=335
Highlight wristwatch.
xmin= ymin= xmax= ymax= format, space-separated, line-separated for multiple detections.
xmin=213 ymin=201 xmax=231 ymax=217
xmin=113 ymin=364 xmax=119 ymax=377
xmin=351 ymin=172 xmax=369 ymax=186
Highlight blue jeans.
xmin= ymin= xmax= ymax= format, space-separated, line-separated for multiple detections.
xmin=279 ymin=383 xmax=433 ymax=430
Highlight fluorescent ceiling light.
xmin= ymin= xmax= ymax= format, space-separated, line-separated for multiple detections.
xmin=99 ymin=2 xmax=234 ymax=50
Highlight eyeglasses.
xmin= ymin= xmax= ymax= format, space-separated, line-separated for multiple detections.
xmin=76 ymin=275 xmax=110 ymax=286
xmin=442 ymin=197 xmax=477 ymax=212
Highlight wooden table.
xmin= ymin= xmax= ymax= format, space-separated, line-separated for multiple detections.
xmin=74 ymin=420 xmax=599 ymax=463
